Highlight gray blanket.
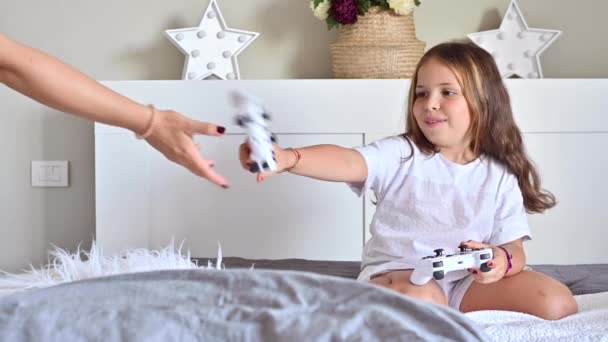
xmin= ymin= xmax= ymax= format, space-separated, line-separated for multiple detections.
xmin=0 ymin=269 xmax=489 ymax=341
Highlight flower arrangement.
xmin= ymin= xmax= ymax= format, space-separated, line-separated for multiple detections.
xmin=310 ymin=0 xmax=421 ymax=29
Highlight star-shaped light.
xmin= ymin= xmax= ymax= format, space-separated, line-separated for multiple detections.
xmin=164 ymin=0 xmax=259 ymax=80
xmin=467 ymin=0 xmax=561 ymax=78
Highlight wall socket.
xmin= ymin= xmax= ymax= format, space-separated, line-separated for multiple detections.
xmin=31 ymin=160 xmax=69 ymax=187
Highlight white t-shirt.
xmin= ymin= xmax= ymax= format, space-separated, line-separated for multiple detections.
xmin=350 ymin=136 xmax=531 ymax=282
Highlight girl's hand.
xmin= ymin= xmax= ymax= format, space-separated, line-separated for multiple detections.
xmin=459 ymin=240 xmax=508 ymax=284
xmin=239 ymin=143 xmax=296 ymax=183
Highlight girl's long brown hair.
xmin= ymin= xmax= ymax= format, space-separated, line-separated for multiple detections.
xmin=405 ymin=42 xmax=555 ymax=213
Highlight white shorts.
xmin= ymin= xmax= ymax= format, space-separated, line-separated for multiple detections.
xmin=437 ymin=275 xmax=476 ymax=310
xmin=439 ymin=266 xmax=534 ymax=309
xmin=366 ymin=270 xmax=476 ymax=311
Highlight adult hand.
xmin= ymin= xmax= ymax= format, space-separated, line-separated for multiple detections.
xmin=0 ymin=33 xmax=228 ymax=188
xmin=146 ymin=109 xmax=229 ymax=188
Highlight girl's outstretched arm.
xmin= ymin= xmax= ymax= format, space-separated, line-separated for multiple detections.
xmin=239 ymin=143 xmax=367 ymax=183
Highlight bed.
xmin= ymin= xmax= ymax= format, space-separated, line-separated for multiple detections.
xmin=2 ymin=79 xmax=608 ymax=341
xmin=94 ymin=78 xmax=608 ymax=341
xmin=1 ymin=259 xmax=607 ymax=341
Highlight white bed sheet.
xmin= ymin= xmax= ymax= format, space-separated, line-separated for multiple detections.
xmin=466 ymin=291 xmax=608 ymax=341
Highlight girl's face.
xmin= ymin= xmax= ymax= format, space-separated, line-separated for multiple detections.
xmin=412 ymin=58 xmax=472 ymax=154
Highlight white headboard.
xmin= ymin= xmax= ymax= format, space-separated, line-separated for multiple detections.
xmin=95 ymin=79 xmax=608 ymax=264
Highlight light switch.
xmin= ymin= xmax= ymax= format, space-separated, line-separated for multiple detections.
xmin=31 ymin=161 xmax=69 ymax=187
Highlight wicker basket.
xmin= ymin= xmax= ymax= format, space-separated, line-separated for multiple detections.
xmin=330 ymin=6 xmax=425 ymax=79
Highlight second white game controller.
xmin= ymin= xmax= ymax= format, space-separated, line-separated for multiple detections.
xmin=410 ymin=246 xmax=493 ymax=285
xmin=231 ymin=90 xmax=277 ymax=173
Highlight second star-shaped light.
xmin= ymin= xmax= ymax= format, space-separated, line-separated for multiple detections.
xmin=467 ymin=0 xmax=561 ymax=78
xmin=165 ymin=0 xmax=259 ymax=80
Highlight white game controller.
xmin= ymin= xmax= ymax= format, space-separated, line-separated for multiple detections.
xmin=231 ymin=90 xmax=277 ymax=173
xmin=410 ymin=246 xmax=493 ymax=285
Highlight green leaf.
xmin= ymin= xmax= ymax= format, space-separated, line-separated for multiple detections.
xmin=357 ymin=0 xmax=372 ymax=15
xmin=313 ymin=0 xmax=323 ymax=9
xmin=326 ymin=16 xmax=339 ymax=30
xmin=371 ymin=0 xmax=389 ymax=10
xmin=414 ymin=0 xmax=421 ymax=6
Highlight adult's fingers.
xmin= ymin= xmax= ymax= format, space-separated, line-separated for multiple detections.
xmin=192 ymin=157 xmax=229 ymax=187
xmin=189 ymin=118 xmax=226 ymax=136
xmin=184 ymin=145 xmax=229 ymax=187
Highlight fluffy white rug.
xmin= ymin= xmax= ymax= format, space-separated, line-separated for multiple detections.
xmin=0 ymin=241 xmax=227 ymax=293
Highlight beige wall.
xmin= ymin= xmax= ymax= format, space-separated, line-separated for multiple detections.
xmin=1 ymin=0 xmax=606 ymax=272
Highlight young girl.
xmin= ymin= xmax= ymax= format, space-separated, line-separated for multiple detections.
xmin=239 ymin=42 xmax=577 ymax=320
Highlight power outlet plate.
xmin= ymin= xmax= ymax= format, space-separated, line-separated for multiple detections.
xmin=31 ymin=160 xmax=69 ymax=187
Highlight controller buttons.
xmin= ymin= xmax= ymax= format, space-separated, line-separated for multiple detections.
xmin=433 ymin=270 xmax=445 ymax=280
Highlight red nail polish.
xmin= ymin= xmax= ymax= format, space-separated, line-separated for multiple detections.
xmin=488 ymin=261 xmax=494 ymax=267
xmin=217 ymin=126 xmax=226 ymax=134
xmin=473 ymin=270 xmax=478 ymax=274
